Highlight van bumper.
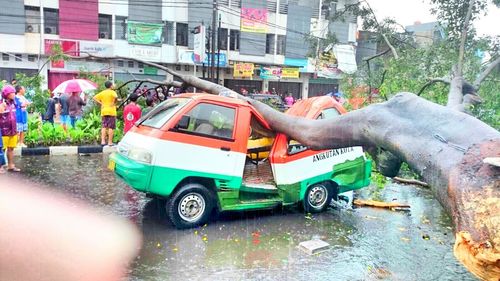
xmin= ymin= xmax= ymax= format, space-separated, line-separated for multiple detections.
xmin=109 ymin=152 xmax=152 ymax=192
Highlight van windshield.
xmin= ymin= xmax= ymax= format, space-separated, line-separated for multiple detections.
xmin=139 ymin=98 xmax=190 ymax=129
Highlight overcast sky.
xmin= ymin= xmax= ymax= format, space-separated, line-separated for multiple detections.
xmin=365 ymin=0 xmax=500 ymax=37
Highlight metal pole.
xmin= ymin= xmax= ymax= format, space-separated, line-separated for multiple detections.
xmin=216 ymin=14 xmax=221 ymax=85
xmin=193 ymin=63 xmax=197 ymax=93
xmin=211 ymin=0 xmax=217 ymax=83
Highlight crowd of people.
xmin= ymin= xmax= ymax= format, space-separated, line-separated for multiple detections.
xmin=0 ymin=79 xmax=31 ymax=173
xmin=0 ymin=78 xmax=156 ymax=174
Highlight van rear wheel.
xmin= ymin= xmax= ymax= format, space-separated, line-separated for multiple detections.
xmin=303 ymin=183 xmax=332 ymax=213
xmin=166 ymin=183 xmax=214 ymax=229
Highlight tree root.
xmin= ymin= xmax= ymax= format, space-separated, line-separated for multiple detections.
xmin=454 ymin=232 xmax=500 ymax=281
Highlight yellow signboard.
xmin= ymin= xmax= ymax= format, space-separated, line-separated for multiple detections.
xmin=281 ymin=67 xmax=300 ymax=78
xmin=234 ymin=63 xmax=255 ymax=78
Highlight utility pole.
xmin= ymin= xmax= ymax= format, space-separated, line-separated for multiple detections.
xmin=216 ymin=14 xmax=221 ymax=85
xmin=211 ymin=0 xmax=217 ymax=83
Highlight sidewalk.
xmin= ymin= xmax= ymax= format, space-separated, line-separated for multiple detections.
xmin=13 ymin=145 xmax=117 ymax=156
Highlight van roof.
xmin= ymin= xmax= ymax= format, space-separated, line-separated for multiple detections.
xmin=175 ymin=93 xmax=251 ymax=107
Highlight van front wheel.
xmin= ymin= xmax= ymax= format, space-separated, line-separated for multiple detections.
xmin=303 ymin=183 xmax=332 ymax=213
xmin=166 ymin=183 xmax=214 ymax=229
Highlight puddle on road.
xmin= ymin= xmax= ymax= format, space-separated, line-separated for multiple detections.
xmin=14 ymin=155 xmax=475 ymax=280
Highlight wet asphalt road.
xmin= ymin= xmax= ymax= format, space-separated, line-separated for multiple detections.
xmin=12 ymin=154 xmax=475 ymax=281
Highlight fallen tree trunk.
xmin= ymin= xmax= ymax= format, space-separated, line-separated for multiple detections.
xmin=243 ymin=92 xmax=500 ymax=280
xmin=65 ymin=54 xmax=499 ymax=279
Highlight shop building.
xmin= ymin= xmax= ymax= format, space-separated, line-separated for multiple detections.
xmin=0 ymin=0 xmax=358 ymax=98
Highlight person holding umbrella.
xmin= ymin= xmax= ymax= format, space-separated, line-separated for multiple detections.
xmin=53 ymin=79 xmax=97 ymax=131
xmin=93 ymin=81 xmax=118 ymax=147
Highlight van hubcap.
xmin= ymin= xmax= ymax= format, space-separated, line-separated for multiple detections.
xmin=308 ymin=185 xmax=327 ymax=208
xmin=178 ymin=193 xmax=206 ymax=222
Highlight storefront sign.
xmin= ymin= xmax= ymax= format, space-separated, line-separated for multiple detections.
xmin=127 ymin=21 xmax=163 ymax=45
xmin=333 ymin=44 xmax=357 ymax=74
xmin=63 ymin=60 xmax=110 ymax=72
xmin=129 ymin=45 xmax=162 ymax=61
xmin=144 ymin=66 xmax=158 ymax=75
xmin=202 ymin=53 xmax=227 ymax=67
xmin=79 ymin=42 xmax=113 ymax=57
xmin=281 ymin=67 xmax=299 ymax=78
xmin=316 ymin=49 xmax=340 ymax=79
xmin=193 ymin=25 xmax=206 ymax=63
xmin=44 ymin=39 xmax=80 ymax=68
xmin=178 ymin=51 xmax=195 ymax=64
xmin=260 ymin=66 xmax=282 ymax=80
xmin=284 ymin=58 xmax=313 ymax=73
xmin=233 ymin=63 xmax=254 ymax=78
xmin=241 ymin=7 xmax=268 ymax=33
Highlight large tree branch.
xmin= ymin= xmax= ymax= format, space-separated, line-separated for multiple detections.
xmin=417 ymin=78 xmax=450 ymax=96
xmin=381 ymin=34 xmax=399 ymax=59
xmin=67 ymin=53 xmax=239 ymax=97
xmin=457 ymin=0 xmax=475 ymax=76
xmin=473 ymin=56 xmax=500 ymax=88
xmin=363 ymin=49 xmax=391 ymax=62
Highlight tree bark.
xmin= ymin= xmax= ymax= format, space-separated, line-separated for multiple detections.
xmin=244 ymin=93 xmax=500 ymax=280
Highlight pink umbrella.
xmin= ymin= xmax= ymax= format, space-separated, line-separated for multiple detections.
xmin=53 ymin=79 xmax=97 ymax=94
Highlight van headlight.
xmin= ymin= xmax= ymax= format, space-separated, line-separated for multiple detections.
xmin=127 ymin=148 xmax=153 ymax=164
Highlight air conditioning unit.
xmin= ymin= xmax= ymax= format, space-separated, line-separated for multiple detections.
xmin=45 ymin=26 xmax=55 ymax=34
xmin=99 ymin=32 xmax=109 ymax=39
xmin=26 ymin=25 xmax=34 ymax=33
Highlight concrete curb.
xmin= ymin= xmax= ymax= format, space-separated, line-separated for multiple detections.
xmin=14 ymin=145 xmax=116 ymax=156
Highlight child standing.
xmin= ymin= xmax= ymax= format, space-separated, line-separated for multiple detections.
xmin=15 ymin=85 xmax=31 ymax=147
xmin=123 ymin=93 xmax=141 ymax=134
xmin=1 ymin=85 xmax=20 ymax=172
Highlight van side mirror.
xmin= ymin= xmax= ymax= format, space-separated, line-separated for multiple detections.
xmin=176 ymin=115 xmax=190 ymax=130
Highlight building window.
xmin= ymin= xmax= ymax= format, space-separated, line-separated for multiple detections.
xmin=98 ymin=14 xmax=112 ymax=39
xmin=2 ymin=53 xmax=9 ymax=61
xmin=230 ymin=0 xmax=241 ymax=8
xmin=267 ymin=0 xmax=277 ymax=13
xmin=277 ymin=35 xmax=286 ymax=55
xmin=175 ymin=65 xmax=181 ymax=71
xmin=128 ymin=61 xmax=134 ymax=68
xmin=138 ymin=62 xmax=144 ymax=68
xmin=229 ymin=30 xmax=240 ymax=51
xmin=266 ymin=34 xmax=275 ymax=54
xmin=115 ymin=16 xmax=127 ymax=40
xmin=184 ymin=65 xmax=190 ymax=71
xmin=117 ymin=60 xmax=124 ymax=67
xmin=43 ymin=8 xmax=59 ymax=35
xmin=25 ymin=6 xmax=41 ymax=33
xmin=164 ymin=21 xmax=175 ymax=45
xmin=28 ymin=55 xmax=37 ymax=62
xmin=176 ymin=23 xmax=188 ymax=47
xmin=279 ymin=0 xmax=288 ymax=14
xmin=219 ymin=28 xmax=228 ymax=51
xmin=15 ymin=54 xmax=22 ymax=62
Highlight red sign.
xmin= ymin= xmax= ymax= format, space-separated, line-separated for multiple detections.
xmin=44 ymin=40 xmax=80 ymax=68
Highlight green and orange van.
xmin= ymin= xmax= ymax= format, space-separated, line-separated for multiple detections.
xmin=109 ymin=94 xmax=371 ymax=228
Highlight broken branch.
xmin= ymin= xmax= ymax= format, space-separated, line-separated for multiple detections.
xmin=392 ymin=177 xmax=429 ymax=187
xmin=382 ymin=34 xmax=399 ymax=60
xmin=473 ymin=56 xmax=500 ymax=88
xmin=417 ymin=78 xmax=450 ymax=96
xmin=353 ymin=199 xmax=410 ymax=209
